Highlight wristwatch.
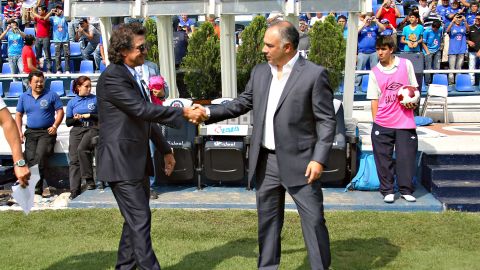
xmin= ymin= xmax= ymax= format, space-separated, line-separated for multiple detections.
xmin=14 ymin=159 xmax=26 ymax=167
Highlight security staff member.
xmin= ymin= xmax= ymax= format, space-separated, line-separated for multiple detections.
xmin=15 ymin=71 xmax=64 ymax=196
xmin=65 ymin=76 xmax=98 ymax=199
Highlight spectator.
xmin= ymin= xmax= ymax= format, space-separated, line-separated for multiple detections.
xmin=93 ymin=36 xmax=105 ymax=71
xmin=298 ymin=19 xmax=310 ymax=52
xmin=50 ymin=5 xmax=70 ymax=74
xmin=3 ymin=0 xmax=21 ymax=29
xmin=15 ymin=71 xmax=64 ymax=196
xmin=418 ymin=0 xmax=430 ymax=23
xmin=75 ymin=17 xmax=101 ymax=62
xmin=65 ymin=76 xmax=98 ymax=199
xmin=178 ymin=14 xmax=195 ymax=34
xmin=436 ymin=0 xmax=451 ymax=23
xmin=21 ymin=34 xmax=40 ymax=88
xmin=380 ymin=18 xmax=397 ymax=37
xmin=0 ymin=21 xmax=26 ymax=77
xmin=422 ymin=20 xmax=443 ymax=84
xmin=173 ymin=19 xmax=189 ymax=98
xmin=466 ymin=2 xmax=479 ymax=26
xmin=398 ymin=5 xmax=420 ymax=31
xmin=31 ymin=5 xmax=54 ymax=73
xmin=20 ymin=0 xmax=36 ymax=26
xmin=367 ymin=36 xmax=419 ymax=204
xmin=447 ymin=13 xmax=469 ymax=84
xmin=206 ymin=14 xmax=220 ymax=38
xmin=337 ymin=15 xmax=348 ymax=39
xmin=376 ymin=0 xmax=402 ymax=28
xmin=423 ymin=2 xmax=443 ymax=28
xmin=445 ymin=0 xmax=465 ymax=29
xmin=467 ymin=13 xmax=480 ymax=84
xmin=309 ymin=12 xmax=325 ymax=26
xmin=401 ymin=12 xmax=424 ymax=52
xmin=356 ymin=13 xmax=385 ymax=86
xmin=48 ymin=0 xmax=63 ymax=11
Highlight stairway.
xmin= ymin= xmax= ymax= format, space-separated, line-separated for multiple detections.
xmin=422 ymin=154 xmax=480 ymax=212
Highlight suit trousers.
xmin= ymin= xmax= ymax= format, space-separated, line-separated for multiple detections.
xmin=110 ymin=177 xmax=161 ymax=270
xmin=68 ymin=126 xmax=98 ymax=192
xmin=371 ymin=123 xmax=418 ymax=196
xmin=24 ymin=128 xmax=56 ymax=189
xmin=256 ymin=150 xmax=331 ymax=270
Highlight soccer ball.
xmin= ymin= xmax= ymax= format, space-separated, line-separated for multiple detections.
xmin=397 ymin=85 xmax=420 ymax=107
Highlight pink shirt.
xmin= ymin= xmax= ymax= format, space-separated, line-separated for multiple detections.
xmin=372 ymin=57 xmax=416 ymax=129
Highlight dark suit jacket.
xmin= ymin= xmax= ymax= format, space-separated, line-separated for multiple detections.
xmin=206 ymin=56 xmax=336 ymax=187
xmin=96 ymin=63 xmax=184 ymax=182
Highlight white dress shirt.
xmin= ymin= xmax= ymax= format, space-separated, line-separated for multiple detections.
xmin=262 ymin=52 xmax=300 ymax=150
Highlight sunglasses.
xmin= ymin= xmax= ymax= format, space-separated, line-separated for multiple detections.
xmin=135 ymin=44 xmax=147 ymax=52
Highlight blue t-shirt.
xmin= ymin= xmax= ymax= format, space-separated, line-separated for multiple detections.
xmin=358 ymin=25 xmax=379 ymax=54
xmin=437 ymin=4 xmax=451 ymax=23
xmin=466 ymin=12 xmax=476 ymax=26
xmin=402 ymin=24 xmax=424 ymax=52
xmin=7 ymin=31 xmax=24 ymax=56
xmin=444 ymin=6 xmax=461 ymax=28
xmin=423 ymin=26 xmax=443 ymax=54
xmin=16 ymin=90 xmax=63 ymax=129
xmin=66 ymin=94 xmax=97 ymax=121
xmin=449 ymin=24 xmax=467 ymax=54
xmin=343 ymin=28 xmax=348 ymax=39
xmin=381 ymin=28 xmax=394 ymax=36
xmin=50 ymin=15 xmax=69 ymax=42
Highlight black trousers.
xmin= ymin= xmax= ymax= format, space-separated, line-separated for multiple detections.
xmin=255 ymin=150 xmax=330 ymax=270
xmin=371 ymin=123 xmax=418 ymax=196
xmin=68 ymin=126 xmax=98 ymax=192
xmin=24 ymin=128 xmax=56 ymax=188
xmin=110 ymin=177 xmax=160 ymax=270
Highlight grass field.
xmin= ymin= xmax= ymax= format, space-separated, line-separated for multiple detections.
xmin=0 ymin=209 xmax=479 ymax=270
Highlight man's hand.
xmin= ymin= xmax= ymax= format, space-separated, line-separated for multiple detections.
xmin=183 ymin=105 xmax=207 ymax=124
xmin=467 ymin=40 xmax=475 ymax=47
xmin=164 ymin=153 xmax=175 ymax=176
xmin=15 ymin=166 xmax=31 ymax=188
xmin=404 ymin=102 xmax=418 ymax=109
xmin=305 ymin=161 xmax=324 ymax=184
xmin=47 ymin=126 xmax=57 ymax=135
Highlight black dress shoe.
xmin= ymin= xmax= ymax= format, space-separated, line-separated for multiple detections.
xmin=69 ymin=190 xmax=80 ymax=200
xmin=86 ymin=179 xmax=96 ymax=190
xmin=150 ymin=189 xmax=159 ymax=200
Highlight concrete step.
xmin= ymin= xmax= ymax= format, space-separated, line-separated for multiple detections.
xmin=422 ymin=154 xmax=480 ymax=166
xmin=437 ymin=197 xmax=480 ymax=212
xmin=431 ymin=180 xmax=480 ymax=198
xmin=427 ymin=164 xmax=480 ymax=181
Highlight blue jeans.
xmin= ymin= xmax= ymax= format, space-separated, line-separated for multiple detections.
xmin=424 ymin=50 xmax=441 ymax=84
xmin=81 ymin=41 xmax=98 ymax=61
xmin=8 ymin=55 xmax=22 ymax=79
xmin=355 ymin=52 xmax=378 ymax=86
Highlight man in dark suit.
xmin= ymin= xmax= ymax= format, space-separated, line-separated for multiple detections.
xmin=96 ymin=22 xmax=204 ymax=270
xmin=200 ymin=21 xmax=336 ymax=270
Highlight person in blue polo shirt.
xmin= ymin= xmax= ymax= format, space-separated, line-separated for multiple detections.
xmin=65 ymin=76 xmax=98 ymax=200
xmin=15 ymin=71 xmax=64 ymax=196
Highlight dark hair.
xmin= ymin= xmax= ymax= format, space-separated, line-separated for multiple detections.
xmin=268 ymin=20 xmax=299 ymax=50
xmin=28 ymin=70 xmax=44 ymax=82
xmin=72 ymin=76 xmax=91 ymax=95
xmin=337 ymin=15 xmax=347 ymax=22
xmin=375 ymin=35 xmax=396 ymax=50
xmin=38 ymin=5 xmax=46 ymax=11
xmin=25 ymin=34 xmax=35 ymax=46
xmin=108 ymin=22 xmax=146 ymax=64
xmin=408 ymin=12 xmax=420 ymax=20
xmin=432 ymin=20 xmax=442 ymax=29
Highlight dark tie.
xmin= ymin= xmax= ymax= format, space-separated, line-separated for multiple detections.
xmin=140 ymin=79 xmax=151 ymax=102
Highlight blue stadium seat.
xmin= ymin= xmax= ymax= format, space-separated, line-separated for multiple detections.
xmin=61 ymin=60 xmax=75 ymax=73
xmin=432 ymin=74 xmax=448 ymax=86
xmin=24 ymin=27 xmax=35 ymax=36
xmin=67 ymin=80 xmax=76 ymax=96
xmin=396 ymin=5 xmax=404 ymax=16
xmin=421 ymin=76 xmax=427 ymax=93
xmin=1 ymin=63 xmax=11 ymax=74
xmin=1 ymin=42 xmax=7 ymax=59
xmin=79 ymin=60 xmax=94 ymax=73
xmin=50 ymin=43 xmax=56 ymax=57
xmin=0 ymin=82 xmax=4 ymax=97
xmin=99 ymin=61 xmax=107 ymax=73
xmin=70 ymin=42 xmax=82 ymax=57
xmin=49 ymin=80 xmax=65 ymax=97
xmin=6 ymin=81 xmax=24 ymax=98
xmin=361 ymin=74 xmax=369 ymax=93
xmin=455 ymin=74 xmax=475 ymax=92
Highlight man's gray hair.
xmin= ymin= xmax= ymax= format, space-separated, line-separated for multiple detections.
xmin=268 ymin=20 xmax=300 ymax=50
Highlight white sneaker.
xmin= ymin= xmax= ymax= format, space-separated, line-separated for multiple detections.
xmin=65 ymin=71 xmax=70 ymax=74
xmin=401 ymin=194 xmax=416 ymax=202
xmin=384 ymin=194 xmax=395 ymax=203
xmin=56 ymin=71 xmax=62 ymax=74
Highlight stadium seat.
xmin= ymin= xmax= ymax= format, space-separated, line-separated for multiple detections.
xmin=67 ymin=80 xmax=76 ymax=96
xmin=432 ymin=74 xmax=448 ymax=86
xmin=99 ymin=61 xmax=107 ymax=72
xmin=1 ymin=63 xmax=11 ymax=74
xmin=421 ymin=84 xmax=449 ymax=123
xmin=0 ymin=82 xmax=4 ymax=97
xmin=1 ymin=42 xmax=7 ymax=59
xmin=455 ymin=74 xmax=475 ymax=92
xmin=50 ymin=43 xmax=56 ymax=57
xmin=6 ymin=81 xmax=24 ymax=98
xmin=360 ymin=74 xmax=369 ymax=93
xmin=154 ymin=98 xmax=198 ymax=186
xmin=79 ymin=60 xmax=94 ymax=73
xmin=421 ymin=76 xmax=427 ymax=93
xmin=49 ymin=80 xmax=65 ymax=97
xmin=24 ymin=27 xmax=35 ymax=36
xmin=61 ymin=60 xmax=75 ymax=73
xmin=70 ymin=42 xmax=82 ymax=57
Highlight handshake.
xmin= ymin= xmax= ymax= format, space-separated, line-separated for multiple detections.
xmin=182 ymin=104 xmax=208 ymax=125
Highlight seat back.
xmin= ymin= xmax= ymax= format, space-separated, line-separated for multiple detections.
xmin=99 ymin=61 xmax=107 ymax=72
xmin=67 ymin=80 xmax=76 ymax=96
xmin=80 ymin=60 xmax=94 ymax=73
xmin=1 ymin=62 xmax=11 ymax=74
xmin=360 ymin=74 xmax=369 ymax=93
xmin=49 ymin=80 xmax=65 ymax=97
xmin=0 ymin=82 xmax=4 ymax=97
xmin=154 ymin=98 xmax=197 ymax=184
xmin=432 ymin=74 xmax=448 ymax=86
xmin=24 ymin=27 xmax=35 ymax=36
xmin=70 ymin=42 xmax=82 ymax=57
xmin=7 ymin=81 xmax=24 ymax=97
xmin=61 ymin=60 xmax=75 ymax=73
xmin=455 ymin=74 xmax=475 ymax=92
xmin=427 ymin=84 xmax=448 ymax=97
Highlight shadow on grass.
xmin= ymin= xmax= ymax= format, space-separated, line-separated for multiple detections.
xmin=164 ymin=238 xmax=257 ymax=270
xmin=282 ymin=237 xmax=400 ymax=270
xmin=43 ymin=251 xmax=116 ymax=270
